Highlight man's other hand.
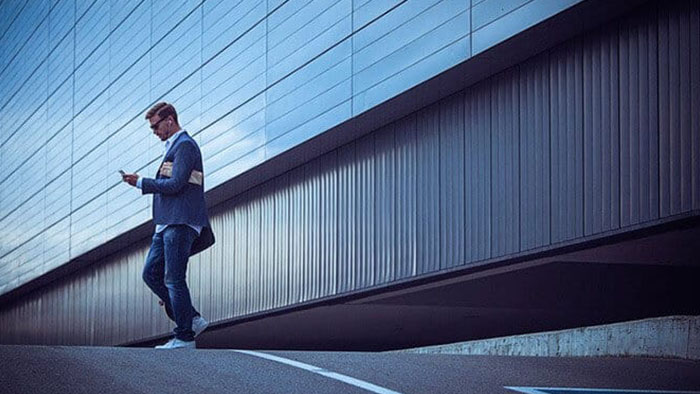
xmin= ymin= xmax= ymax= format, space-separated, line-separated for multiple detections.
xmin=122 ymin=173 xmax=139 ymax=187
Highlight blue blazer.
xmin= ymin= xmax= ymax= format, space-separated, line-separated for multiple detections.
xmin=141 ymin=131 xmax=214 ymax=254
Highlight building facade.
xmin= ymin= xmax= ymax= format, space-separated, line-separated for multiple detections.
xmin=1 ymin=0 xmax=698 ymax=348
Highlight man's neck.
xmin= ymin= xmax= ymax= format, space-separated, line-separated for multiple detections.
xmin=166 ymin=127 xmax=183 ymax=142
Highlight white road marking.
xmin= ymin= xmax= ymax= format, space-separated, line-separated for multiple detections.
xmin=505 ymin=387 xmax=700 ymax=394
xmin=234 ymin=350 xmax=403 ymax=394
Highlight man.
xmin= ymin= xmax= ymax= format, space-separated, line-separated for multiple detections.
xmin=122 ymin=102 xmax=215 ymax=349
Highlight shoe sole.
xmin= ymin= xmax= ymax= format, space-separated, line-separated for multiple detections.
xmin=155 ymin=346 xmax=196 ymax=349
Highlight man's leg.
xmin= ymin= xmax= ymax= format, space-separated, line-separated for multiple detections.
xmin=143 ymin=231 xmax=200 ymax=322
xmin=163 ymin=225 xmax=199 ymax=342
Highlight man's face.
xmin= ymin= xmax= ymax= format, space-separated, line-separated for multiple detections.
xmin=150 ymin=115 xmax=170 ymax=141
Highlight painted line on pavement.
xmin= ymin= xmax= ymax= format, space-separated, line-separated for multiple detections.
xmin=234 ymin=350 xmax=402 ymax=394
xmin=506 ymin=387 xmax=700 ymax=394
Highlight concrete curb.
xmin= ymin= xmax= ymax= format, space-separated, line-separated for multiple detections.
xmin=392 ymin=315 xmax=700 ymax=360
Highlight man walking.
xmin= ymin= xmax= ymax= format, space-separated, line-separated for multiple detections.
xmin=122 ymin=102 xmax=215 ymax=349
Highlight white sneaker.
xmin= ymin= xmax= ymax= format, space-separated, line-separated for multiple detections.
xmin=192 ymin=315 xmax=209 ymax=338
xmin=155 ymin=338 xmax=196 ymax=349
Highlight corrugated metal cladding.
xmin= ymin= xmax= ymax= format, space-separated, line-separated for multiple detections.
xmin=1 ymin=0 xmax=700 ymax=346
xmin=0 ymin=0 xmax=599 ymax=299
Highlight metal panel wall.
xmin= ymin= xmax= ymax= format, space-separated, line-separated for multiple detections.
xmin=355 ymin=134 xmax=377 ymax=286
xmin=1 ymin=0 xmax=699 ymax=346
xmin=491 ymin=68 xmax=520 ymax=256
xmin=519 ymin=55 xmax=551 ymax=251
xmin=464 ymin=82 xmax=492 ymax=261
xmin=260 ymin=180 xmax=276 ymax=312
xmin=619 ymin=7 xmax=658 ymax=228
xmin=659 ymin=1 xmax=700 ymax=215
xmin=2 ymin=0 xmax=600 ymax=298
xmin=416 ymin=104 xmax=441 ymax=275
xmin=352 ymin=0 xmax=470 ymax=114
xmin=550 ymin=38 xmax=584 ymax=243
xmin=288 ymin=166 xmax=306 ymax=304
xmin=376 ymin=124 xmax=396 ymax=283
xmin=439 ymin=94 xmax=466 ymax=269
xmin=337 ymin=140 xmax=358 ymax=292
xmin=319 ymin=152 xmax=338 ymax=297
xmin=272 ymin=174 xmax=291 ymax=309
xmin=471 ymin=0 xmax=581 ymax=54
xmin=584 ymin=23 xmax=621 ymax=235
xmin=395 ymin=114 xmax=418 ymax=279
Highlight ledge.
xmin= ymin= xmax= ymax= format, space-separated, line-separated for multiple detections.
xmin=394 ymin=315 xmax=700 ymax=360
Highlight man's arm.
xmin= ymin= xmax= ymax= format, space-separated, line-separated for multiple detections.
xmin=140 ymin=142 xmax=197 ymax=195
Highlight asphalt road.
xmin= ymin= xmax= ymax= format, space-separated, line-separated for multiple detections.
xmin=1 ymin=345 xmax=699 ymax=394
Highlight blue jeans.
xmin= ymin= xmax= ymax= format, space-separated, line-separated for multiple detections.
xmin=142 ymin=225 xmax=200 ymax=341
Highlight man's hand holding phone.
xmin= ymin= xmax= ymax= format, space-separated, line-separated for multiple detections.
xmin=120 ymin=170 xmax=139 ymax=187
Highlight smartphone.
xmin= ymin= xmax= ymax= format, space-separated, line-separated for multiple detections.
xmin=118 ymin=170 xmax=126 ymax=176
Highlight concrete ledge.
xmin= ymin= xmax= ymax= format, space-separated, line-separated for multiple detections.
xmin=393 ymin=316 xmax=700 ymax=360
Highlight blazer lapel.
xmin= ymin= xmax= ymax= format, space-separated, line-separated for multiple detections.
xmin=156 ymin=131 xmax=188 ymax=177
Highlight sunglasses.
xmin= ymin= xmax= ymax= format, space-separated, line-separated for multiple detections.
xmin=150 ymin=117 xmax=168 ymax=130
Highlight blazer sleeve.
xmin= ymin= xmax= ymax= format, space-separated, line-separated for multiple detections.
xmin=141 ymin=141 xmax=197 ymax=196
